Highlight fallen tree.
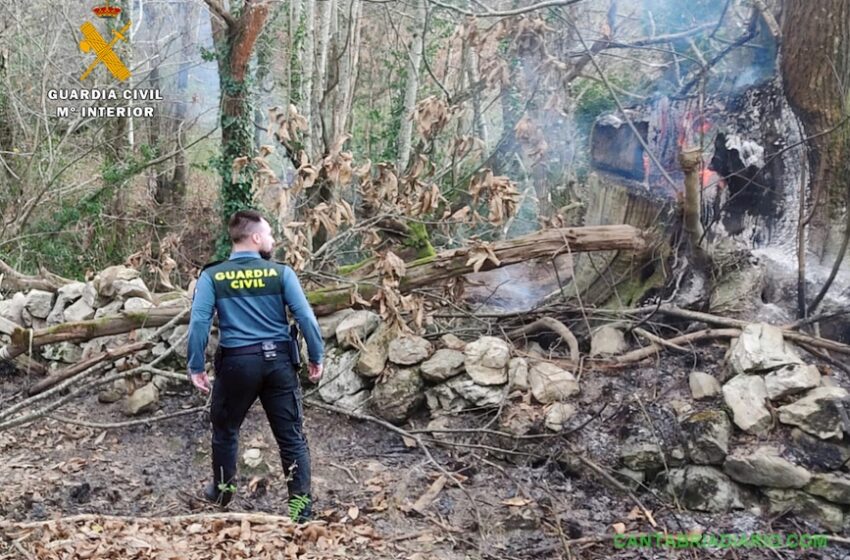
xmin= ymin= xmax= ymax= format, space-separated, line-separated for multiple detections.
xmin=0 ymin=225 xmax=649 ymax=361
xmin=0 ymin=258 xmax=75 ymax=292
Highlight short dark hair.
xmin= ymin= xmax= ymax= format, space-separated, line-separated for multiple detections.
xmin=228 ymin=210 xmax=267 ymax=243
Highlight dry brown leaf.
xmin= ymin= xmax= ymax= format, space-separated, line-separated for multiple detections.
xmin=413 ymin=96 xmax=450 ymax=140
xmin=347 ymin=505 xmax=360 ymax=520
xmin=500 ymin=496 xmax=532 ymax=507
xmin=412 ymin=475 xmax=447 ymax=514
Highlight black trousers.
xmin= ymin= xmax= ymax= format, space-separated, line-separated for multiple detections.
xmin=210 ymin=349 xmax=311 ymax=498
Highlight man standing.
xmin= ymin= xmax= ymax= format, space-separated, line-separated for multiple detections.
xmin=187 ymin=210 xmax=324 ymax=523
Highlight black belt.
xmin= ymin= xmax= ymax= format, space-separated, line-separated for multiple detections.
xmin=219 ymin=341 xmax=287 ymax=357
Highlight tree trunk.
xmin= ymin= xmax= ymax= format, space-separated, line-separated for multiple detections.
xmin=465 ymin=42 xmax=488 ymax=146
xmin=301 ymin=0 xmax=316 ymax=158
xmin=781 ymin=0 xmax=850 ymax=260
xmin=337 ymin=0 xmax=362 ymax=138
xmin=207 ymin=0 xmax=271 ymax=251
xmin=0 ymin=258 xmax=74 ymax=292
xmin=396 ymin=0 xmax=425 ymax=174
xmin=169 ymin=1 xmax=198 ymax=201
xmin=0 ymin=225 xmax=650 ymax=360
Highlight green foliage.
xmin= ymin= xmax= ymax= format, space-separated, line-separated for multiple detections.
xmin=101 ymin=144 xmax=158 ymax=186
xmin=199 ymin=47 xmax=218 ymax=62
xmin=217 ymin=482 xmax=237 ymax=494
xmin=4 ymin=189 xmax=138 ymax=279
xmin=574 ymin=78 xmax=622 ymax=135
xmin=378 ymin=60 xmax=407 ymax=163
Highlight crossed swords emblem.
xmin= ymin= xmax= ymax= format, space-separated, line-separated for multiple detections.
xmin=79 ymin=20 xmax=132 ymax=81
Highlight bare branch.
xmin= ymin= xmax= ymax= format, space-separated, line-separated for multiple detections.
xmin=428 ymin=0 xmax=584 ymax=18
xmin=203 ymin=0 xmax=237 ymax=27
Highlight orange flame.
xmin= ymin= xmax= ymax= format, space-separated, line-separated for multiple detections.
xmin=700 ymin=168 xmax=724 ymax=190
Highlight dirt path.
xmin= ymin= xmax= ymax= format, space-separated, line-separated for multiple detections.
xmin=0 ymin=358 xmax=847 ymax=559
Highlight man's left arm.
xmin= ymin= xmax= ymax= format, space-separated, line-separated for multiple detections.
xmin=282 ymin=266 xmax=324 ymax=372
xmin=187 ymin=271 xmax=215 ymax=393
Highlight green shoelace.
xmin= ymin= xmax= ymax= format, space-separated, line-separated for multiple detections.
xmin=288 ymin=494 xmax=311 ymax=520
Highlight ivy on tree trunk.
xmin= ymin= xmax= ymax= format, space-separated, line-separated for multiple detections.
xmin=206 ymin=0 xmax=271 ymax=256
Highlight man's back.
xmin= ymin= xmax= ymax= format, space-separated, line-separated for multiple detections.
xmin=188 ymin=251 xmax=323 ymax=373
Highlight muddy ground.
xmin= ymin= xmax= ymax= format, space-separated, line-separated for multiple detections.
xmin=1 ymin=347 xmax=848 ymax=559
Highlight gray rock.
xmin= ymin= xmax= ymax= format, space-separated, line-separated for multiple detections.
xmin=335 ymin=390 xmax=371 ymax=413
xmin=804 ymin=473 xmax=850 ymax=505
xmin=335 ymin=310 xmax=381 ymax=349
xmin=545 ymin=403 xmax=576 ymax=432
xmin=667 ymin=466 xmax=744 ymax=512
xmin=790 ymin=428 xmax=850 ymax=471
xmin=57 ymin=281 xmax=86 ymax=302
xmin=81 ymin=282 xmax=99 ymax=308
xmin=19 ymin=306 xmax=33 ymax=328
xmin=440 ymin=333 xmax=467 ymax=351
xmin=613 ymin=468 xmax=645 ymax=491
xmin=81 ymin=334 xmax=130 ymax=360
xmin=420 ymin=349 xmax=465 ymax=382
xmin=41 ymin=342 xmax=83 ymax=364
xmin=355 ymin=323 xmax=394 ymax=378
xmin=371 ymin=368 xmax=424 ymax=424
xmin=722 ymin=374 xmax=772 ymax=434
xmin=94 ymin=300 xmax=124 ymax=319
xmin=167 ymin=325 xmax=189 ymax=359
xmin=151 ymin=342 xmax=169 ymax=357
xmin=710 ymin=260 xmax=766 ymax=317
xmin=525 ymin=341 xmax=546 ymax=358
xmin=388 ymin=335 xmax=433 ymax=366
xmin=152 ymin=374 xmax=180 ymax=391
xmin=425 ymin=383 xmax=470 ymax=413
xmin=318 ymin=349 xmax=368 ymax=403
xmin=464 ymin=336 xmax=510 ymax=385
xmin=763 ymin=488 xmax=844 ymax=532
xmin=136 ymin=328 xmax=158 ymax=340
xmin=0 ymin=292 xmax=26 ymax=325
xmin=116 ymin=278 xmax=153 ymax=302
xmin=723 ymin=448 xmax=811 ymax=488
xmin=63 ymin=299 xmax=95 ymax=323
xmin=668 ymin=399 xmax=696 ymax=420
xmin=621 ymin=439 xmax=665 ymax=471
xmin=123 ymin=297 xmax=154 ymax=312
xmin=98 ymin=379 xmax=129 ymax=404
xmin=764 ymin=364 xmax=821 ymax=400
xmin=447 ymin=374 xmax=503 ymax=407
xmin=93 ymin=265 xmax=139 ymax=297
xmin=508 ymin=357 xmax=529 ymax=390
xmin=727 ymin=323 xmax=803 ymax=375
xmin=318 ymin=309 xmax=355 ymax=339
xmin=528 ymin=362 xmax=579 ymax=404
xmin=589 ymin=326 xmax=628 ymax=357
xmin=25 ymin=290 xmax=54 ymax=319
xmin=46 ymin=282 xmax=85 ymax=325
xmin=689 ymin=371 xmax=721 ymax=400
xmin=681 ymin=409 xmax=731 ymax=465
xmin=777 ymin=386 xmax=849 ymax=440
xmin=122 ymin=383 xmax=159 ymax=416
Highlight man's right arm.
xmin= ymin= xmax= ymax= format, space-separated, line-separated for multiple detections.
xmin=187 ymin=271 xmax=215 ymax=375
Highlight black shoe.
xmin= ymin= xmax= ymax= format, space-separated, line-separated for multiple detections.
xmin=204 ymin=482 xmax=235 ymax=507
xmin=288 ymin=494 xmax=312 ymax=523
